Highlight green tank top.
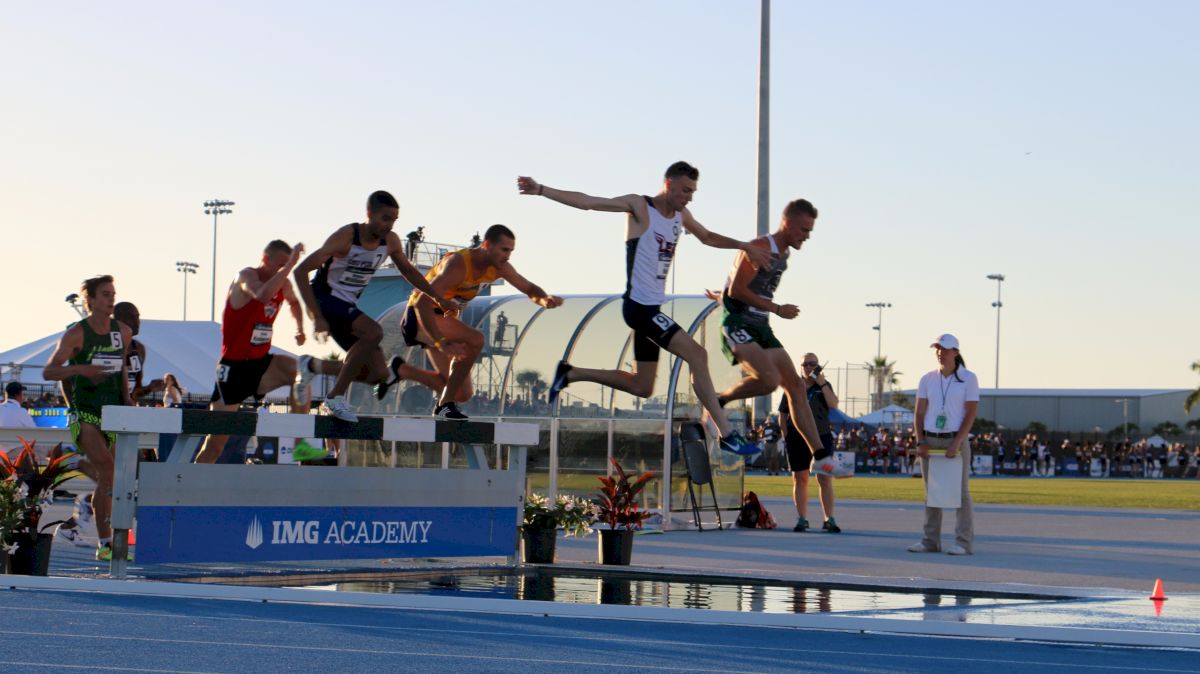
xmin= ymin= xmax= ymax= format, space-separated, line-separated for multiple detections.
xmin=68 ymin=318 xmax=125 ymax=414
xmin=722 ymin=235 xmax=788 ymax=326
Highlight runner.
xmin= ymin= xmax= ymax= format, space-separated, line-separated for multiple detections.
xmin=194 ymin=240 xmax=327 ymax=463
xmin=292 ymin=190 xmax=457 ymax=422
xmin=389 ymin=224 xmax=562 ymax=419
xmin=42 ymin=275 xmax=133 ymax=561
xmin=706 ymin=199 xmax=846 ymax=477
xmin=113 ymin=302 xmax=164 ymax=403
xmin=518 ymin=162 xmax=768 ymax=455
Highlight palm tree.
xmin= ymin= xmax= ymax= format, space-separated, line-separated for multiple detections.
xmin=1186 ymin=360 xmax=1200 ymax=413
xmin=864 ymin=356 xmax=901 ymax=411
xmin=515 ymin=369 xmax=541 ymax=402
xmin=1152 ymin=421 xmax=1182 ymax=437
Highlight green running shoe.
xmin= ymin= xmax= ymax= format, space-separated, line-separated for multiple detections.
xmin=793 ymin=517 xmax=809 ymax=532
xmin=292 ymin=439 xmax=328 ymax=463
xmin=96 ymin=544 xmax=133 ymax=562
xmin=822 ymin=517 xmax=842 ymax=533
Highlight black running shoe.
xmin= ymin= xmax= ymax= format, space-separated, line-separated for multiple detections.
xmin=374 ymin=356 xmax=406 ymax=401
xmin=793 ymin=517 xmax=810 ymax=532
xmin=434 ymin=401 xmax=469 ymax=420
xmin=548 ymin=360 xmax=572 ymax=405
xmin=822 ymin=517 xmax=842 ymax=534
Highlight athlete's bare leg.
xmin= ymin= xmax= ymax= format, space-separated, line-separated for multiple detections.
xmin=76 ymin=423 xmax=113 ymax=538
xmin=718 ymin=342 xmax=780 ymax=403
xmin=328 ymin=314 xmax=385 ymax=398
xmin=563 ymin=361 xmax=658 ymax=398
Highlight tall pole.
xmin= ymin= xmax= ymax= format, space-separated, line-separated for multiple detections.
xmin=755 ymin=0 xmax=770 ymax=238
xmin=204 ymin=199 xmax=235 ymax=322
xmin=865 ymin=302 xmax=891 ymax=360
xmin=752 ymin=0 xmax=771 ymax=423
xmin=176 ymin=261 xmax=198 ymax=320
xmin=987 ymin=274 xmax=1005 ymax=388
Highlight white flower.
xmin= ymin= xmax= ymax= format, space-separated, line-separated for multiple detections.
xmin=2 ymin=541 xmax=16 ymax=555
xmin=16 ymin=484 xmax=29 ymax=501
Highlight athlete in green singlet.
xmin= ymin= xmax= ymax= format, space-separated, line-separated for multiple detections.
xmin=44 ymin=275 xmax=133 ymax=562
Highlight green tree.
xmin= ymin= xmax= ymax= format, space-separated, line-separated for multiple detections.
xmin=1187 ymin=418 xmax=1200 ymax=433
xmin=515 ymin=369 xmax=542 ymax=402
xmin=1186 ymin=360 xmax=1200 ymax=413
xmin=1025 ymin=421 xmax=1049 ymax=436
xmin=973 ymin=417 xmax=998 ymax=433
xmin=1152 ymin=421 xmax=1182 ymax=437
xmin=865 ymin=356 xmax=901 ymax=411
xmin=1108 ymin=422 xmax=1140 ymax=438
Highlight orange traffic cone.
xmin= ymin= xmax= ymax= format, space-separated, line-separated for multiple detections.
xmin=128 ymin=528 xmax=137 ymax=546
xmin=1149 ymin=578 xmax=1167 ymax=601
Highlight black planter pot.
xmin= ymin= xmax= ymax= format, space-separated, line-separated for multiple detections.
xmin=521 ymin=527 xmax=558 ymax=564
xmin=598 ymin=528 xmax=634 ymax=565
xmin=7 ymin=533 xmax=53 ymax=576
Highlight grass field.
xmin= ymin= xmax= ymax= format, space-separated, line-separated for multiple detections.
xmin=744 ymin=474 xmax=1200 ymax=510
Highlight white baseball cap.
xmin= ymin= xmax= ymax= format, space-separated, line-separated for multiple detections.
xmin=930 ymin=333 xmax=960 ymax=350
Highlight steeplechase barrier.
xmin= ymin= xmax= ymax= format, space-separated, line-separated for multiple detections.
xmin=101 ymin=406 xmax=537 ymax=578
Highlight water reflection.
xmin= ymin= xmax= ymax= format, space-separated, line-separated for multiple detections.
xmin=303 ymin=572 xmax=1031 ymax=617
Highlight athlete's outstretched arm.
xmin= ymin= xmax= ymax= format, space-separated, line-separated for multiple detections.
xmin=385 ymin=233 xmax=457 ymax=314
xmin=282 ymin=281 xmax=306 ymax=346
xmin=292 ymin=226 xmax=353 ymax=336
xmin=680 ymin=209 xmax=772 ymax=269
xmin=726 ymin=244 xmax=799 ymax=319
xmin=498 ymin=263 xmax=563 ymax=309
xmin=517 ymin=176 xmax=639 ymax=214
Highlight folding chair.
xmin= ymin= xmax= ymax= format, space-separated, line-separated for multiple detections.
xmin=679 ymin=422 xmax=723 ymax=530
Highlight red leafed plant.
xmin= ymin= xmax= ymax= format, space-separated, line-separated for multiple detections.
xmin=0 ymin=437 xmax=79 ymax=540
xmin=596 ymin=457 xmax=656 ymax=530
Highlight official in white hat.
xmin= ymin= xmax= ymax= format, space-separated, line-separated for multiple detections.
xmin=908 ymin=333 xmax=980 ymax=555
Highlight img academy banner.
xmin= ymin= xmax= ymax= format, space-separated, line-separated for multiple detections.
xmin=136 ymin=505 xmax=515 ymax=564
xmin=133 ymin=463 xmax=523 ymax=564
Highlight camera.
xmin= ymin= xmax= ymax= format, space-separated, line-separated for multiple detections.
xmin=811 ymin=364 xmax=823 ymax=376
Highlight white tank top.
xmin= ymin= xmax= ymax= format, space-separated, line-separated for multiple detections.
xmin=313 ymin=223 xmax=389 ymax=305
xmin=624 ymin=196 xmax=682 ymax=306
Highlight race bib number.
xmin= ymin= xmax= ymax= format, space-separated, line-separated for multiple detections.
xmin=725 ymin=327 xmax=754 ymax=345
xmin=250 ymin=323 xmax=274 ymax=346
xmin=128 ymin=354 xmax=142 ymax=374
xmin=217 ymin=364 xmax=231 ymax=383
xmin=109 ymin=332 xmax=123 ymax=350
xmin=91 ymin=352 xmax=122 ymax=373
xmin=341 ymin=269 xmax=372 ymax=287
xmin=657 ymin=258 xmax=671 ymax=281
xmin=652 ymin=313 xmax=675 ymax=332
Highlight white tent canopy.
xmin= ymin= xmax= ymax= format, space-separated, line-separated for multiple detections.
xmin=0 ymin=320 xmax=295 ymax=401
xmin=855 ymin=404 xmax=915 ymax=427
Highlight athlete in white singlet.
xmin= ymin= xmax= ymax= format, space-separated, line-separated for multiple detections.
xmin=292 ymin=190 xmax=457 ymax=422
xmin=517 ymin=162 xmax=771 ymax=456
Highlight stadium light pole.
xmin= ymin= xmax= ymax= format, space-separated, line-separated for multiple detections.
xmin=204 ymin=199 xmax=235 ymax=322
xmin=751 ymin=0 xmax=771 ymax=424
xmin=987 ymin=273 xmax=1005 ymax=388
xmin=176 ymin=261 xmax=198 ymax=320
xmin=865 ymin=302 xmax=891 ymax=360
xmin=1115 ymin=398 xmax=1129 ymax=445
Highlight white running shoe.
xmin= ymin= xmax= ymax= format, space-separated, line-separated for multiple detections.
xmin=294 ymin=355 xmax=315 ymax=406
xmin=812 ymin=456 xmax=853 ymax=478
xmin=320 ymin=395 xmax=358 ymax=422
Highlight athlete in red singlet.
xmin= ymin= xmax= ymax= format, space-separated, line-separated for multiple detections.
xmin=195 ymin=240 xmax=320 ymax=463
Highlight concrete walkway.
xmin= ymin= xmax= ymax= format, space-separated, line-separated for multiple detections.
xmin=552 ymin=497 xmax=1200 ymax=595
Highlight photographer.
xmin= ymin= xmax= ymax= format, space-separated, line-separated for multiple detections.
xmin=779 ymin=353 xmax=842 ymax=533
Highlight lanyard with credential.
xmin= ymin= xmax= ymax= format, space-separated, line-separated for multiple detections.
xmin=935 ymin=373 xmax=954 ymax=430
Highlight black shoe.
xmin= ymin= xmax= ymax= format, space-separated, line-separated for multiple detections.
xmin=434 ymin=401 xmax=469 ymax=420
xmin=822 ymin=518 xmax=841 ymax=534
xmin=374 ymin=356 xmax=405 ymax=401
xmin=793 ymin=517 xmax=809 ymax=532
xmin=548 ymin=360 xmax=572 ymax=405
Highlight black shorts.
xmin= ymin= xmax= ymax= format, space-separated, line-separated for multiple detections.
xmin=212 ymin=355 xmax=275 ymax=405
xmin=400 ymin=304 xmax=454 ymax=348
xmin=317 ymin=293 xmax=364 ymax=351
xmin=622 ymin=298 xmax=681 ymax=362
xmin=785 ymin=427 xmax=835 ymax=473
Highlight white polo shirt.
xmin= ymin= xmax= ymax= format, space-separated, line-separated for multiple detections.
xmin=917 ymin=367 xmax=980 ymax=433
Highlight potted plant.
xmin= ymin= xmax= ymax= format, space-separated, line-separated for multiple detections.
xmin=521 ymin=492 xmax=596 ymax=564
xmin=595 ymin=457 xmax=656 ymax=565
xmin=0 ymin=438 xmax=78 ymax=576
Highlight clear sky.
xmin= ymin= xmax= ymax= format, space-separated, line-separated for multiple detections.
xmin=3 ymin=1 xmax=1197 ymax=391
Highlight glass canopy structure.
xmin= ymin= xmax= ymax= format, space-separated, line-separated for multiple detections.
xmin=343 ymin=294 xmax=754 ymax=527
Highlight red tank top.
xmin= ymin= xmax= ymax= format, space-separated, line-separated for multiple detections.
xmin=221 ymin=271 xmax=284 ymax=361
